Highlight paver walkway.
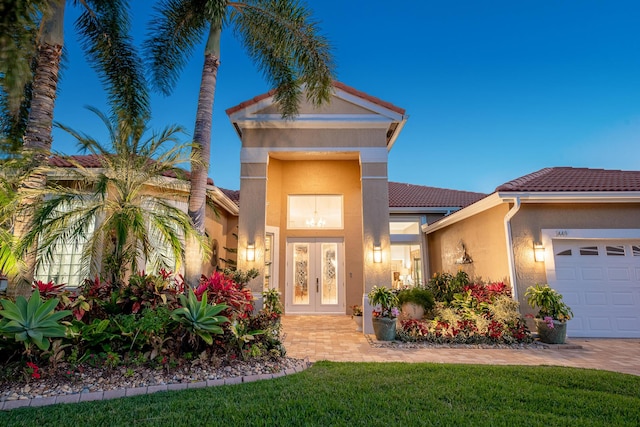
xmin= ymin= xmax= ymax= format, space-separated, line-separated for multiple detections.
xmin=282 ymin=315 xmax=640 ymax=376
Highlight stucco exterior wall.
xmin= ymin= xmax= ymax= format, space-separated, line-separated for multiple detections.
xmin=242 ymin=128 xmax=388 ymax=149
xmin=266 ymin=158 xmax=364 ymax=311
xmin=511 ymin=202 xmax=640 ymax=314
xmin=427 ymin=204 xmax=511 ymax=283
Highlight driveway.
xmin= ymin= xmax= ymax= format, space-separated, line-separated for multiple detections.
xmin=282 ymin=315 xmax=640 ymax=376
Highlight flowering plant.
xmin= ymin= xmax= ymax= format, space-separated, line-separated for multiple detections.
xmin=351 ymin=305 xmax=363 ymax=316
xmin=367 ymin=286 xmax=399 ymax=318
xmin=525 ymin=284 xmax=573 ymax=322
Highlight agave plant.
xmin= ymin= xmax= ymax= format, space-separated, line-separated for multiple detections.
xmin=171 ymin=289 xmax=228 ymax=345
xmin=0 ymin=290 xmax=71 ymax=351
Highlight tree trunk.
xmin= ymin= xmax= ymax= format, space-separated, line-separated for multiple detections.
xmin=184 ymin=28 xmax=221 ymax=287
xmin=10 ymin=1 xmax=65 ymax=297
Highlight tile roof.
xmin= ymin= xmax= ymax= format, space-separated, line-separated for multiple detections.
xmin=48 ymin=154 xmax=214 ymax=185
xmin=388 ymin=182 xmax=487 ymax=208
xmin=225 ymin=81 xmax=406 ymax=116
xmin=496 ymin=167 xmax=640 ymax=192
xmin=219 ymin=188 xmax=240 ymax=206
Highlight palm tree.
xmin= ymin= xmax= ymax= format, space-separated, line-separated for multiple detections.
xmin=1 ymin=0 xmax=149 ymax=293
xmin=145 ymin=0 xmax=335 ymax=285
xmin=18 ymin=108 xmax=207 ymax=288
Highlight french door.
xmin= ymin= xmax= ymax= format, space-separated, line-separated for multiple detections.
xmin=285 ymin=238 xmax=344 ymax=313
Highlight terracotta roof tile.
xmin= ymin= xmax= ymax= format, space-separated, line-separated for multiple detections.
xmin=48 ymin=154 xmax=214 ymax=185
xmin=225 ymin=81 xmax=405 ymax=116
xmin=388 ymin=182 xmax=486 ymax=208
xmin=219 ymin=188 xmax=240 ymax=206
xmin=496 ymin=167 xmax=640 ymax=192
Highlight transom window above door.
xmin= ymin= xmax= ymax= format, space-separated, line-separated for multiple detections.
xmin=287 ymin=195 xmax=343 ymax=229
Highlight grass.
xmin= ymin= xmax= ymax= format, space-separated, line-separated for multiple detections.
xmin=1 ymin=362 xmax=639 ymax=426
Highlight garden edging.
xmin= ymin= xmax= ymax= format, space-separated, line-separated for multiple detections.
xmin=1 ymin=358 xmax=311 ymax=411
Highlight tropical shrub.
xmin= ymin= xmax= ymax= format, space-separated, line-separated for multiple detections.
xmin=194 ymin=271 xmax=253 ymax=320
xmin=398 ymin=279 xmax=531 ymax=344
xmin=0 ymin=290 xmax=72 ymax=352
xmin=171 ymin=289 xmax=229 ymax=347
xmin=428 ymin=270 xmax=469 ymax=304
xmin=397 ymin=287 xmax=435 ymax=312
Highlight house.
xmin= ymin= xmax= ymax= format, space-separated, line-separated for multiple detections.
xmin=29 ymin=82 xmax=640 ymax=339
xmin=424 ymin=167 xmax=640 ymax=338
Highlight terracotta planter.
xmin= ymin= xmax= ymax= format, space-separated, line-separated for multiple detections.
xmin=401 ymin=302 xmax=425 ymax=320
xmin=352 ymin=315 xmax=363 ymax=332
xmin=372 ymin=317 xmax=397 ymax=341
xmin=535 ymin=318 xmax=568 ymax=344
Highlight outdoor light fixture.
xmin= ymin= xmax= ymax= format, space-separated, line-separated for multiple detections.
xmin=373 ymin=245 xmax=382 ymax=263
xmin=534 ymin=243 xmax=545 ymax=262
xmin=246 ymin=244 xmax=255 ymax=262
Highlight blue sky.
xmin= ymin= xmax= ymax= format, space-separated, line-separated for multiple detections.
xmin=52 ymin=1 xmax=640 ymax=194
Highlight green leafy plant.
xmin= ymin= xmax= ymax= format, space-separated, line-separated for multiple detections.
xmin=0 ymin=290 xmax=71 ymax=351
xmin=171 ymin=289 xmax=229 ymax=345
xmin=397 ymin=287 xmax=435 ymax=312
xmin=262 ymin=288 xmax=283 ymax=316
xmin=428 ymin=271 xmax=469 ymax=304
xmin=229 ymin=320 xmax=264 ymax=360
xmin=367 ymin=286 xmax=399 ymax=318
xmin=525 ymin=284 xmax=573 ymax=322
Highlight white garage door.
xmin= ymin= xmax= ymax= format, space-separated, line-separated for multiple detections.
xmin=548 ymin=239 xmax=640 ymax=338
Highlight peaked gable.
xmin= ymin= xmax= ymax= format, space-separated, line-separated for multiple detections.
xmin=226 ymin=81 xmax=407 ymax=149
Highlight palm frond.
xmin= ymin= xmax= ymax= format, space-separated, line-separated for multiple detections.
xmin=77 ymin=0 xmax=150 ymax=123
xmin=230 ymin=0 xmax=334 ymax=117
xmin=144 ymin=0 xmax=211 ymax=95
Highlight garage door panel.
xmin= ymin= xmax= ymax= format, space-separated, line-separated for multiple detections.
xmin=617 ymin=317 xmax=639 ymax=331
xmin=581 ymin=268 xmax=603 ymax=280
xmin=612 ymin=292 xmax=635 ymax=305
xmin=556 ymin=268 xmax=576 ymax=280
xmin=585 ymin=292 xmax=607 ymax=305
xmin=607 ymin=267 xmax=630 ymax=281
xmin=588 ymin=317 xmax=612 ymax=331
xmin=549 ymin=238 xmax=640 ymax=338
xmin=560 ymin=292 xmax=581 ymax=307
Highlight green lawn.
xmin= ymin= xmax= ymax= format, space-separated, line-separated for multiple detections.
xmin=1 ymin=362 xmax=639 ymax=426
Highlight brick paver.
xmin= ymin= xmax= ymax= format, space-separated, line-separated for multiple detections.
xmin=282 ymin=315 xmax=640 ymax=376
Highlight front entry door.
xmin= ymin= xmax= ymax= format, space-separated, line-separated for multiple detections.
xmin=285 ymin=238 xmax=344 ymax=313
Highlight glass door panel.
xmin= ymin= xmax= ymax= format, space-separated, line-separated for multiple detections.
xmin=293 ymin=243 xmax=310 ymax=304
xmin=286 ymin=238 xmax=343 ymax=313
xmin=321 ymin=243 xmax=338 ymax=305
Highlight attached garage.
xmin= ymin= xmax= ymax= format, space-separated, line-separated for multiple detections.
xmin=545 ymin=236 xmax=640 ymax=338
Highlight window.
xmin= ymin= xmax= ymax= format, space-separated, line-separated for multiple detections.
xmin=632 ymin=245 xmax=640 ymax=256
xmin=579 ymin=246 xmax=599 ymax=256
xmin=389 ymin=221 xmax=420 ymax=235
xmin=264 ymin=232 xmax=273 ymax=291
xmin=556 ymin=249 xmax=572 ymax=256
xmin=144 ymin=199 xmax=188 ymax=274
xmin=36 ymin=220 xmax=94 ymax=289
xmin=390 ymin=244 xmax=422 ymax=289
xmin=287 ymin=195 xmax=343 ymax=229
xmin=606 ymin=245 xmax=625 ymax=256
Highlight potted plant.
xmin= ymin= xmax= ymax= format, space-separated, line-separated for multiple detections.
xmin=351 ymin=305 xmax=363 ymax=331
xmin=397 ymin=287 xmax=435 ymax=320
xmin=367 ymin=286 xmax=399 ymax=341
xmin=525 ymin=284 xmax=573 ymax=344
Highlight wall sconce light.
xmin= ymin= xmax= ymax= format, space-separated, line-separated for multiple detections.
xmin=534 ymin=243 xmax=545 ymax=262
xmin=246 ymin=243 xmax=255 ymax=262
xmin=373 ymin=245 xmax=382 ymax=263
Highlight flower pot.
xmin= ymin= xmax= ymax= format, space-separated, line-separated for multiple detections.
xmin=352 ymin=315 xmax=363 ymax=332
xmin=401 ymin=302 xmax=425 ymax=320
xmin=372 ymin=317 xmax=397 ymax=341
xmin=535 ymin=318 xmax=568 ymax=344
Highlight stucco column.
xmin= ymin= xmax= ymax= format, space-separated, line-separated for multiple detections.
xmin=237 ymin=158 xmax=267 ymax=293
xmin=361 ymin=160 xmax=391 ymax=334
